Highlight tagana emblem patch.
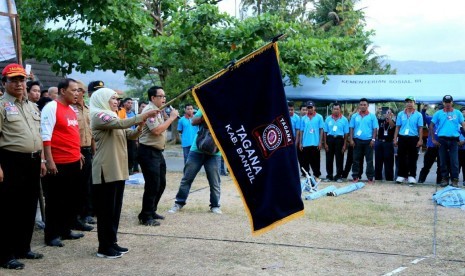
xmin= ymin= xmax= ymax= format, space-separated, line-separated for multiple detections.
xmin=253 ymin=115 xmax=294 ymax=159
xmin=262 ymin=124 xmax=282 ymax=151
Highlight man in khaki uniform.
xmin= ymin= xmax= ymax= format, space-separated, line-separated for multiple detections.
xmin=0 ymin=64 xmax=47 ymax=270
xmin=73 ymin=80 xmax=95 ymax=230
xmin=137 ymin=86 xmax=179 ymax=226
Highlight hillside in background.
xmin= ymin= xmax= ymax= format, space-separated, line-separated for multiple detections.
xmin=69 ymin=70 xmax=129 ymax=91
xmin=386 ymin=60 xmax=465 ymax=74
xmin=69 ymin=60 xmax=465 ymax=92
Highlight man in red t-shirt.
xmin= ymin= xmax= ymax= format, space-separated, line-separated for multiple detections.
xmin=41 ymin=78 xmax=83 ymax=247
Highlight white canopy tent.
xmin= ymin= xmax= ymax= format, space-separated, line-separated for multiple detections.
xmin=284 ymin=74 xmax=465 ymax=103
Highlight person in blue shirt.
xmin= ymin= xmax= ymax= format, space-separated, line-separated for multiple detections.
xmin=297 ymin=100 xmax=324 ymax=180
xmin=287 ymin=101 xmax=300 ymax=141
xmin=323 ymin=103 xmax=349 ymax=182
xmin=459 ymin=107 xmax=465 ymax=186
xmin=349 ymin=98 xmax=379 ymax=183
xmin=418 ymin=104 xmax=443 ymax=184
xmin=297 ymin=104 xmax=308 ymax=176
xmin=177 ymin=103 xmax=198 ymax=164
xmin=431 ymin=95 xmax=465 ymax=187
xmin=169 ymin=109 xmax=222 ymax=214
xmin=393 ymin=96 xmax=424 ymax=184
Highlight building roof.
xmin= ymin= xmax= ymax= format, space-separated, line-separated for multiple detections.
xmin=0 ymin=58 xmax=64 ymax=91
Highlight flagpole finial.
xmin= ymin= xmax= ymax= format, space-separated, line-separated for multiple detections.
xmin=271 ymin=34 xmax=286 ymax=42
xmin=223 ymin=59 xmax=236 ymax=70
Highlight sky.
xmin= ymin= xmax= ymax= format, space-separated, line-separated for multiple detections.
xmin=217 ymin=0 xmax=465 ymax=62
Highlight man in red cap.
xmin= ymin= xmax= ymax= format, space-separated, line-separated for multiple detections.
xmin=0 ymin=64 xmax=47 ymax=270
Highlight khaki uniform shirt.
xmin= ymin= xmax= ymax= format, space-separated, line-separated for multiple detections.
xmin=75 ymin=103 xmax=92 ymax=147
xmin=138 ymin=103 xmax=166 ymax=150
xmin=91 ymin=112 xmax=143 ymax=184
xmin=0 ymin=92 xmax=42 ymax=152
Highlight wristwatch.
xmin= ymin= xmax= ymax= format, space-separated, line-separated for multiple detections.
xmin=371 ymin=138 xmax=375 ymax=142
xmin=41 ymin=159 xmax=47 ymax=164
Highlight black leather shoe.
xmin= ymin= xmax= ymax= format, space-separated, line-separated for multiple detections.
xmin=46 ymin=238 xmax=64 ymax=247
xmin=17 ymin=251 xmax=44 ymax=260
xmin=73 ymin=220 xmax=94 ymax=231
xmin=62 ymin=232 xmax=84 ymax=240
xmin=139 ymin=219 xmax=160 ymax=226
xmin=85 ymin=216 xmax=96 ymax=224
xmin=1 ymin=259 xmax=25 ymax=270
xmin=153 ymin=213 xmax=165 ymax=220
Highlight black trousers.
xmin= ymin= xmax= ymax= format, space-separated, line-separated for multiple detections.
xmin=0 ymin=149 xmax=41 ymax=263
xmin=375 ymin=141 xmax=394 ymax=181
xmin=44 ymin=161 xmax=81 ymax=242
xmin=418 ymin=147 xmax=441 ymax=184
xmin=459 ymin=149 xmax=465 ymax=181
xmin=326 ymin=136 xmax=344 ymax=180
xmin=352 ymin=139 xmax=374 ymax=179
xmin=78 ymin=147 xmax=93 ymax=218
xmin=138 ymin=144 xmax=166 ymax=221
xmin=94 ymin=180 xmax=125 ymax=250
xmin=397 ymin=135 xmax=420 ymax=178
xmin=127 ymin=140 xmax=137 ymax=173
xmin=301 ymin=146 xmax=321 ymax=177
xmin=342 ymin=145 xmax=363 ymax=179
xmin=297 ymin=145 xmax=305 ymax=175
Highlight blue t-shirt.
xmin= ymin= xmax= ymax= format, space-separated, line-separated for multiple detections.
xmin=290 ymin=113 xmax=300 ymax=137
xmin=190 ymin=110 xmax=221 ymax=156
xmin=426 ymin=125 xmax=439 ymax=148
xmin=431 ymin=109 xmax=464 ymax=137
xmin=324 ymin=115 xmax=349 ymax=136
xmin=349 ymin=112 xmax=379 ymax=141
xmin=127 ymin=110 xmax=136 ymax=129
xmin=177 ymin=116 xmax=199 ymax=147
xmin=459 ymin=131 xmax=465 ymax=150
xmin=396 ymin=110 xmax=423 ymax=137
xmin=299 ymin=113 xmax=324 ymax=147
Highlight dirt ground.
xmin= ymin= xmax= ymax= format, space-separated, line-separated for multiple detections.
xmin=4 ymin=172 xmax=465 ymax=276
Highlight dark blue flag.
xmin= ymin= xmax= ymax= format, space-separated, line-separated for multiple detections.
xmin=192 ymin=43 xmax=304 ymax=235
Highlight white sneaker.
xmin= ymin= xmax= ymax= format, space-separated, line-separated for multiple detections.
xmin=408 ymin=176 xmax=416 ymax=184
xmin=210 ymin=207 xmax=222 ymax=214
xmin=168 ymin=203 xmax=182 ymax=213
xmin=396 ymin=176 xmax=405 ymax=183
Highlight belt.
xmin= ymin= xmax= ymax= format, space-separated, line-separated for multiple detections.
xmin=328 ymin=135 xmax=343 ymax=139
xmin=0 ymin=149 xmax=41 ymax=159
xmin=377 ymin=139 xmax=392 ymax=142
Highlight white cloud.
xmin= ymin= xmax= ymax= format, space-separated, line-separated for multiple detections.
xmin=358 ymin=0 xmax=465 ymax=61
xmin=219 ymin=0 xmax=465 ymax=62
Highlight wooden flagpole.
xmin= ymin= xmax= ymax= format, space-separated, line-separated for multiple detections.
xmin=6 ymin=0 xmax=22 ymax=64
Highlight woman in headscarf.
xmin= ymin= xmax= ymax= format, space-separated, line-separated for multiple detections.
xmin=90 ymin=88 xmax=158 ymax=258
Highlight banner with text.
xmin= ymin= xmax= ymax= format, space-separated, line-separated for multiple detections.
xmin=193 ymin=43 xmax=304 ymax=235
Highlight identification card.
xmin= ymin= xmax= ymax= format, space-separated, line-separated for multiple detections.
xmin=309 ymin=128 xmax=314 ymax=134
xmin=447 ymin=115 xmax=453 ymax=120
xmin=356 ymin=130 xmax=362 ymax=136
xmin=332 ymin=125 xmax=338 ymax=132
xmin=384 ymin=129 xmax=388 ymax=136
xmin=404 ymin=129 xmax=409 ymax=135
